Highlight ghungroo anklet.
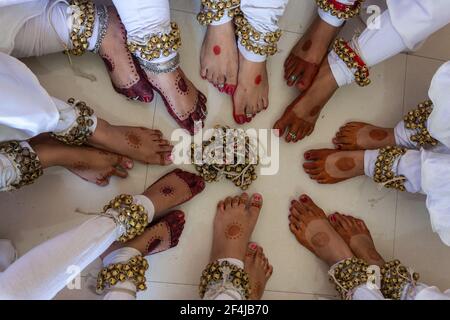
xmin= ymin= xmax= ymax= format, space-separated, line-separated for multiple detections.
xmin=67 ymin=0 xmax=96 ymax=56
xmin=138 ymin=53 xmax=180 ymax=75
xmin=197 ymin=0 xmax=241 ymax=25
xmin=91 ymin=5 xmax=109 ymax=54
xmin=316 ymin=0 xmax=364 ymax=20
xmin=199 ymin=260 xmax=251 ymax=299
xmin=103 ymin=194 xmax=149 ymax=243
xmin=127 ymin=22 xmax=181 ymax=61
xmin=0 ymin=141 xmax=43 ymax=191
xmin=404 ymin=99 xmax=438 ymax=147
xmin=381 ymin=260 xmax=419 ymax=300
xmin=50 ymin=98 xmax=96 ymax=146
xmin=373 ymin=146 xmax=407 ymax=191
xmin=96 ymin=255 xmax=149 ymax=294
xmin=234 ymin=14 xmax=282 ymax=57
xmin=328 ymin=258 xmax=370 ymax=300
xmin=333 ymin=37 xmax=370 ymax=87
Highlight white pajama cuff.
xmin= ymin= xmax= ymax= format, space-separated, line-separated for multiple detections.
xmin=238 ymin=42 xmax=267 ymax=63
xmin=318 ymin=8 xmax=345 ymax=27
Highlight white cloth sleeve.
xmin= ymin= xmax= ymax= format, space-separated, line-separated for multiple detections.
xmin=239 ymin=0 xmax=289 ymax=62
xmin=318 ymin=0 xmax=358 ymax=27
xmin=394 ymin=120 xmax=419 ymax=150
xmin=0 ymin=141 xmax=36 ymax=192
xmin=112 ymin=0 xmax=175 ymax=64
xmin=405 ymin=284 xmax=450 ymax=300
xmin=203 ymin=258 xmax=245 ymax=300
xmin=0 ymin=240 xmax=17 ymax=273
xmin=0 ymin=195 xmax=154 ymax=300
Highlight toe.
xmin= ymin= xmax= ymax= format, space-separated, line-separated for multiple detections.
xmin=299 ymin=194 xmax=325 ymax=218
xmin=248 ymin=193 xmax=263 ymax=218
xmin=246 ymin=242 xmax=259 ymax=259
xmin=266 ymin=264 xmax=273 ymax=277
xmin=273 ymin=116 xmax=290 ymax=138
xmin=224 ymin=196 xmax=233 ymax=209
xmin=231 ymin=196 xmax=240 ymax=208
xmin=285 ymin=122 xmax=300 ymax=143
xmin=296 ymin=63 xmax=319 ymax=92
xmin=239 ymin=192 xmax=249 ymax=207
xmin=117 ymin=156 xmax=134 ymax=170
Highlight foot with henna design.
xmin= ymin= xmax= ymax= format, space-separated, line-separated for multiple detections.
xmin=288 ymin=194 xmax=354 ymax=266
xmin=200 ymin=22 xmax=238 ymax=95
xmin=244 ymin=243 xmax=273 ymax=300
xmin=274 ymin=59 xmax=338 ymax=142
xmin=88 ymin=119 xmax=173 ymax=165
xmin=210 ymin=193 xmax=263 ymax=262
xmin=233 ymin=53 xmax=269 ymax=124
xmin=101 ymin=210 xmax=186 ymax=259
xmin=284 ymin=16 xmax=340 ymax=91
xmin=329 ymin=213 xmax=385 ymax=267
xmin=303 ymin=149 xmax=365 ymax=184
xmin=98 ymin=7 xmax=154 ymax=102
xmin=141 ymin=168 xmax=205 ymax=219
xmin=333 ymin=122 xmax=395 ymax=150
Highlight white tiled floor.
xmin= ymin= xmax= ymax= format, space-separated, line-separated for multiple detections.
xmin=2 ymin=1 xmax=450 ymax=300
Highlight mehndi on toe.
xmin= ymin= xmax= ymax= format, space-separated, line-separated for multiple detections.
xmin=404 ymin=99 xmax=438 ymax=147
xmin=381 ymin=259 xmax=420 ymax=300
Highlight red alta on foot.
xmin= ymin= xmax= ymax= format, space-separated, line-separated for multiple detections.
xmin=146 ymin=210 xmax=185 ymax=254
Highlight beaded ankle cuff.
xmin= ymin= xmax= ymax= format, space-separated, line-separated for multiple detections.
xmin=96 ymin=255 xmax=149 ymax=294
xmin=373 ymin=146 xmax=407 ymax=191
xmin=138 ymin=53 xmax=180 ymax=75
xmin=404 ymin=99 xmax=438 ymax=147
xmin=197 ymin=0 xmax=241 ymax=25
xmin=0 ymin=141 xmax=43 ymax=191
xmin=234 ymin=14 xmax=282 ymax=57
xmin=127 ymin=22 xmax=181 ymax=62
xmin=333 ymin=38 xmax=370 ymax=87
xmin=91 ymin=5 xmax=109 ymax=54
xmin=50 ymin=98 xmax=95 ymax=146
xmin=381 ymin=260 xmax=419 ymax=300
xmin=103 ymin=194 xmax=149 ymax=243
xmin=199 ymin=260 xmax=251 ymax=299
xmin=316 ymin=0 xmax=364 ymax=20
xmin=67 ymin=0 xmax=95 ymax=56
xmin=328 ymin=258 xmax=370 ymax=300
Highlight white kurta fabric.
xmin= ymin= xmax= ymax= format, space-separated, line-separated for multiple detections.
xmin=0 ymin=239 xmax=17 ymax=272
xmin=0 ymin=195 xmax=154 ymax=300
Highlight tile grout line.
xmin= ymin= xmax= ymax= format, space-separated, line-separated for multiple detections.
xmin=406 ymin=53 xmax=448 ymax=63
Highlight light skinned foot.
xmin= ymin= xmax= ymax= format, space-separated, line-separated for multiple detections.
xmin=303 ymin=149 xmax=365 ymax=184
xmin=274 ymin=59 xmax=338 ymax=142
xmin=244 ymin=243 xmax=273 ymax=300
xmin=210 ymin=193 xmax=263 ymax=262
xmin=288 ymin=194 xmax=353 ymax=266
xmin=233 ymin=53 xmax=269 ymax=124
xmin=333 ymin=122 xmax=396 ymax=150
xmin=284 ymin=16 xmax=340 ymax=91
xmin=200 ymin=22 xmax=238 ymax=95
xmin=89 ymin=119 xmax=173 ymax=165
xmin=329 ymin=213 xmax=385 ymax=267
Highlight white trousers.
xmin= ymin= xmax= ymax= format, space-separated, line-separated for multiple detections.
xmin=0 ymin=195 xmax=154 ymax=300
xmin=352 ymin=283 xmax=450 ymax=300
xmin=328 ymin=0 xmax=450 ymax=87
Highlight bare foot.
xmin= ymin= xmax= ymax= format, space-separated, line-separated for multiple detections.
xmin=144 ymin=67 xmax=207 ymax=135
xmin=274 ymin=59 xmax=337 ymax=142
xmin=101 ymin=210 xmax=185 ymax=259
xmin=284 ymin=16 xmax=339 ymax=91
xmin=233 ymin=53 xmax=269 ymax=124
xmin=200 ymin=22 xmax=238 ymax=95
xmin=333 ymin=122 xmax=395 ymax=150
xmin=288 ymin=194 xmax=353 ymax=266
xmin=89 ymin=119 xmax=173 ymax=165
xmin=210 ymin=193 xmax=263 ymax=262
xmin=142 ymin=169 xmax=205 ymax=218
xmin=303 ymin=149 xmax=365 ymax=184
xmin=329 ymin=213 xmax=385 ymax=267
xmin=98 ymin=7 xmax=154 ymax=102
xmin=244 ymin=243 xmax=273 ymax=300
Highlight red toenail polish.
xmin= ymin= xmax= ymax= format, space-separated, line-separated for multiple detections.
xmin=166 ymin=154 xmax=173 ymax=162
xmin=299 ymin=81 xmax=305 ymax=86
xmin=300 ymin=195 xmax=308 ymax=203
xmin=236 ymin=115 xmax=245 ymax=124
xmin=126 ymin=160 xmax=133 ymax=169
xmin=304 ymin=152 xmax=311 ymax=160
xmin=330 ymin=215 xmax=336 ymax=222
xmin=250 ymin=243 xmax=258 ymax=250
xmin=253 ymin=193 xmax=262 ymax=201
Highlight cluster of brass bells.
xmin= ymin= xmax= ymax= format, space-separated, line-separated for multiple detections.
xmin=197 ymin=0 xmax=241 ymax=25
xmin=191 ymin=126 xmax=259 ymax=190
xmin=0 ymin=141 xmax=43 ymax=190
xmin=373 ymin=146 xmax=407 ymax=191
xmin=67 ymin=0 xmax=95 ymax=56
xmin=51 ymin=98 xmax=95 ymax=146
xmin=199 ymin=260 xmax=250 ymax=299
xmin=381 ymin=260 xmax=420 ymax=300
xmin=96 ymin=255 xmax=149 ymax=294
xmin=234 ymin=14 xmax=282 ymax=57
xmin=103 ymin=194 xmax=149 ymax=243
xmin=333 ymin=38 xmax=371 ymax=87
xmin=316 ymin=0 xmax=364 ymax=20
xmin=329 ymin=258 xmax=369 ymax=300
xmin=127 ymin=22 xmax=181 ymax=61
xmin=404 ymin=99 xmax=438 ymax=147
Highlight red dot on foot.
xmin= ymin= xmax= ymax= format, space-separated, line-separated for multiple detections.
xmin=255 ymin=75 xmax=262 ymax=85
xmin=213 ymin=45 xmax=221 ymax=55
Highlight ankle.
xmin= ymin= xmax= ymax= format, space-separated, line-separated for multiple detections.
xmin=89 ymin=118 xmax=113 ymax=146
xmin=30 ymin=142 xmax=67 ymax=169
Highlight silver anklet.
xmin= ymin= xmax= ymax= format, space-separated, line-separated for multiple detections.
xmin=138 ymin=53 xmax=180 ymax=75
xmin=91 ymin=5 xmax=109 ymax=54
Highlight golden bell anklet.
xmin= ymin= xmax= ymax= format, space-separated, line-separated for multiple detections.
xmin=67 ymin=0 xmax=96 ymax=56
xmin=50 ymin=98 xmax=96 ymax=146
xmin=333 ymin=37 xmax=370 ymax=87
xmin=328 ymin=257 xmax=370 ymax=300
xmin=103 ymin=194 xmax=149 ymax=243
xmin=199 ymin=260 xmax=251 ymax=299
xmin=0 ymin=141 xmax=43 ymax=191
xmin=316 ymin=0 xmax=364 ymax=20
xmin=381 ymin=260 xmax=420 ymax=300
xmin=96 ymin=255 xmax=149 ymax=294
xmin=373 ymin=146 xmax=407 ymax=191
xmin=404 ymin=99 xmax=438 ymax=147
xmin=197 ymin=0 xmax=241 ymax=26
